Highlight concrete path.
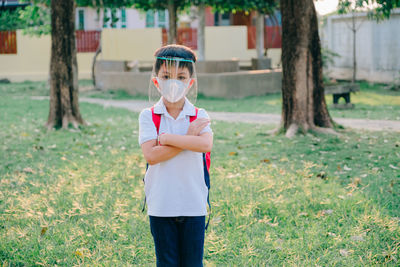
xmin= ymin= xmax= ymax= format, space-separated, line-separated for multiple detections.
xmin=33 ymin=97 xmax=400 ymax=132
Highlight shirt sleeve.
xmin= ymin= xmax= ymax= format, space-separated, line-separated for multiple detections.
xmin=138 ymin=109 xmax=158 ymax=145
xmin=197 ymin=108 xmax=213 ymax=135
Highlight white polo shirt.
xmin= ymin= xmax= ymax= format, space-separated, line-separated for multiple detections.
xmin=138 ymin=98 xmax=212 ymax=217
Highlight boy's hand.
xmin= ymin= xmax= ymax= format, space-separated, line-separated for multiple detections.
xmin=187 ymin=118 xmax=210 ymax=136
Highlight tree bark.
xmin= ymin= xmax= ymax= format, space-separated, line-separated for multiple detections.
xmin=197 ymin=3 xmax=205 ymax=61
xmin=167 ymin=0 xmax=177 ymax=44
xmin=91 ymin=43 xmax=102 ymax=89
xmin=351 ymin=11 xmax=357 ymax=83
xmin=92 ymin=7 xmax=103 ymax=89
xmin=47 ymin=0 xmax=85 ymax=130
xmin=280 ymin=0 xmax=333 ymax=137
xmin=256 ymin=11 xmax=264 ymax=59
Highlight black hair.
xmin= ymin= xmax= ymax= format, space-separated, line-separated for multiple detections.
xmin=154 ymin=44 xmax=197 ymax=76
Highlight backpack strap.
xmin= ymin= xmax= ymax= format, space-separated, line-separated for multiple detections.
xmin=189 ymin=107 xmax=199 ymax=123
xmin=151 ymin=106 xmax=161 ymax=135
xmin=142 ymin=107 xmax=161 ymax=213
xmin=190 ymin=107 xmax=212 ymax=230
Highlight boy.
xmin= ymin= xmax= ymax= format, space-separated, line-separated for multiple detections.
xmin=138 ymin=44 xmax=213 ymax=266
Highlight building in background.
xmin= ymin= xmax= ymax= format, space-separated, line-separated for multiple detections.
xmin=320 ymin=9 xmax=400 ymax=83
xmin=0 ymin=0 xmax=29 ymax=11
xmin=74 ymin=6 xmax=281 ymax=30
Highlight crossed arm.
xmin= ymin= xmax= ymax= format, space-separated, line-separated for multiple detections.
xmin=141 ymin=118 xmax=213 ymax=165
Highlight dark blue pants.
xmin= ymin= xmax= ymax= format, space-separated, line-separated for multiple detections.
xmin=149 ymin=216 xmax=205 ymax=267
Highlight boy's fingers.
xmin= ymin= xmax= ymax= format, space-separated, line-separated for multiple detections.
xmin=194 ymin=120 xmax=209 ymax=128
xmin=192 ymin=118 xmax=210 ymax=126
xmin=200 ymin=121 xmax=209 ymax=128
xmin=194 ymin=118 xmax=209 ymax=123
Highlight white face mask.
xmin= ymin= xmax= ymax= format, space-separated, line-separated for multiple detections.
xmin=157 ymin=78 xmax=190 ymax=103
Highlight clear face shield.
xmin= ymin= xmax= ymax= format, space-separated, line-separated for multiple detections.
xmin=149 ymin=57 xmax=198 ymax=104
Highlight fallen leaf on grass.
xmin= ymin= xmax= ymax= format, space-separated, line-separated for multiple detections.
xmin=389 ymin=164 xmax=399 ymax=170
xmin=33 ymin=145 xmax=44 ymax=150
xmin=392 ymin=217 xmax=400 ymax=223
xmin=74 ymin=250 xmax=83 ymax=257
xmin=316 ymin=172 xmax=327 ymax=180
xmin=23 ymin=167 xmax=35 ymax=174
xmin=317 ymin=209 xmax=334 ymax=217
xmin=40 ymin=227 xmax=48 ymax=236
xmin=234 ymin=132 xmax=244 ymax=138
xmin=339 ymin=249 xmax=352 ymax=257
xmin=267 ymin=222 xmax=279 ymax=227
xmin=228 ymin=152 xmax=238 ymax=156
xmin=260 ymin=159 xmax=270 ymax=163
xmin=350 ymin=235 xmax=365 ymax=242
xmin=211 ymin=216 xmax=222 ymax=224
xmin=226 ymin=173 xmax=240 ymax=179
xmin=274 ymin=238 xmax=284 ymax=250
xmin=343 ymin=165 xmax=352 ymax=171
xmin=323 ymin=209 xmax=333 ymax=215
xmin=352 ymin=177 xmax=362 ymax=186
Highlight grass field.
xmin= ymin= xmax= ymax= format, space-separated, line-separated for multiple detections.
xmin=1 ymin=81 xmax=399 ymax=266
xmin=81 ymin=81 xmax=400 ymax=121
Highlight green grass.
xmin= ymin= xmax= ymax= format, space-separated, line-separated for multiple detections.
xmin=79 ymin=80 xmax=400 ymax=121
xmin=4 ymin=80 xmax=399 ymax=120
xmin=1 ymin=82 xmax=400 ymax=266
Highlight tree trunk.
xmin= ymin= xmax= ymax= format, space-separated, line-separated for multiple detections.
xmin=256 ymin=11 xmax=264 ymax=59
xmin=352 ymin=12 xmax=357 ymax=83
xmin=167 ymin=0 xmax=177 ymax=44
xmin=280 ymin=0 xmax=333 ymax=137
xmin=47 ymin=0 xmax=85 ymax=130
xmin=92 ymin=7 xmax=103 ymax=89
xmin=197 ymin=3 xmax=205 ymax=61
xmin=91 ymin=43 xmax=102 ymax=89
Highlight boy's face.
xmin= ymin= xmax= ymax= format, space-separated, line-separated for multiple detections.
xmin=157 ymin=63 xmax=191 ymax=84
xmin=150 ymin=59 xmax=197 ymax=104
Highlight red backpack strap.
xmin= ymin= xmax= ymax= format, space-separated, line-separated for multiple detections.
xmin=151 ymin=106 xmax=161 ymax=135
xmin=191 ymin=108 xmax=211 ymax=172
xmin=189 ymin=107 xmax=199 ymax=122
xmin=205 ymin=152 xmax=211 ymax=172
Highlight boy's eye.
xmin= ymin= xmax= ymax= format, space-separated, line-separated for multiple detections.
xmin=162 ymin=75 xmax=170 ymax=80
xmin=178 ymin=76 xmax=187 ymax=80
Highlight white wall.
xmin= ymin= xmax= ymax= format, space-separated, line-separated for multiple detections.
xmin=126 ymin=9 xmax=146 ymax=29
xmin=322 ymin=9 xmax=400 ymax=83
xmin=0 ymin=31 xmax=94 ymax=82
xmin=0 ymin=27 xmax=282 ymax=82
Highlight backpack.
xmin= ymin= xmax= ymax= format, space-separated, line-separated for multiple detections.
xmin=142 ymin=106 xmax=212 ymax=229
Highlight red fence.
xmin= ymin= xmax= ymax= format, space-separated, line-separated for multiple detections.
xmin=76 ymin=30 xmax=101 ymax=53
xmin=247 ymin=26 xmax=282 ymax=49
xmin=162 ymin=28 xmax=198 ymax=50
xmin=0 ymin=30 xmax=100 ymax=54
xmin=0 ymin=31 xmax=17 ymax=54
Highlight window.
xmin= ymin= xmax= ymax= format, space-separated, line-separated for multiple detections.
xmin=103 ymin=8 xmax=110 ymax=28
xmin=111 ymin=8 xmax=117 ymax=28
xmin=158 ymin=10 xmax=166 ymax=28
xmin=121 ymin=8 xmax=126 ymax=28
xmin=78 ymin=9 xmax=85 ymax=30
xmin=102 ymin=8 xmax=127 ymax=29
xmin=146 ymin=10 xmax=155 ymax=28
